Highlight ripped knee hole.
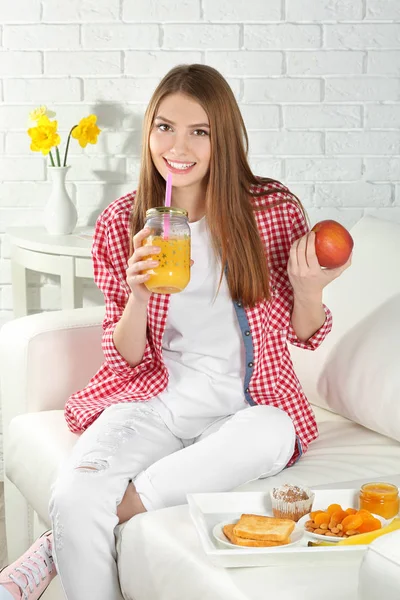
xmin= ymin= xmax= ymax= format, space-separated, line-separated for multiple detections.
xmin=75 ymin=459 xmax=109 ymax=472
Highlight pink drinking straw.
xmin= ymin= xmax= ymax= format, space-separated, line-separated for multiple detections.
xmin=164 ymin=172 xmax=172 ymax=239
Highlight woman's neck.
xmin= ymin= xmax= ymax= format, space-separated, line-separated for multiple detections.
xmin=171 ymin=181 xmax=207 ymax=222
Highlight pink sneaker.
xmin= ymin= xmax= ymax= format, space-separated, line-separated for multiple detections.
xmin=0 ymin=531 xmax=56 ymax=600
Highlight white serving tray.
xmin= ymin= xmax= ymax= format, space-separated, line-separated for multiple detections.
xmin=187 ymin=488 xmax=370 ymax=568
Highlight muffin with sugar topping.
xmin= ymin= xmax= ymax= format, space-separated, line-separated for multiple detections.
xmin=270 ymin=484 xmax=315 ymax=522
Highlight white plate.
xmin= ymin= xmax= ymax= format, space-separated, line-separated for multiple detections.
xmin=298 ymin=512 xmax=388 ymax=543
xmin=213 ymin=519 xmax=304 ymax=550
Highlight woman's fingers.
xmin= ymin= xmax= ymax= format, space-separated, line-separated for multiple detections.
xmin=126 ymin=227 xmax=159 ymax=300
xmin=289 ymin=238 xmax=300 ymax=269
xmin=289 ymin=234 xmax=309 ymax=271
xmin=132 ymin=227 xmax=151 ymax=252
xmin=291 ymin=232 xmax=321 ymax=272
xmin=296 ymin=235 xmax=308 ymax=269
xmin=305 ymin=231 xmax=320 ymax=270
xmin=128 ymin=244 xmax=161 ymax=266
xmin=127 ymin=259 xmax=159 ymax=276
xmin=130 ymin=273 xmax=150 ymax=284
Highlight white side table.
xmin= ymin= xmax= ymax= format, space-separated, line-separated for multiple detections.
xmin=6 ymin=227 xmax=94 ymax=317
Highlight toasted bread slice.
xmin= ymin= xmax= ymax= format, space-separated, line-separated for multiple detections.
xmin=233 ymin=514 xmax=295 ymax=542
xmin=223 ymin=524 xmax=289 ymax=547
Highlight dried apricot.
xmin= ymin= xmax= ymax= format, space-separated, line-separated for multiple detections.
xmin=357 ymin=518 xmax=382 ymax=534
xmin=314 ymin=512 xmax=330 ymax=526
xmin=358 ymin=509 xmax=374 ymax=518
xmin=358 ymin=511 xmax=377 ymax=524
xmin=310 ymin=510 xmax=324 ymax=521
xmin=344 ymin=507 xmax=357 ymax=516
xmin=342 ymin=514 xmax=363 ymax=532
xmin=329 ymin=509 xmax=348 ymax=528
xmin=326 ymin=503 xmax=342 ymax=516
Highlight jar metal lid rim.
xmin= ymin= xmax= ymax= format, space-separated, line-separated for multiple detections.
xmin=146 ymin=206 xmax=188 ymax=217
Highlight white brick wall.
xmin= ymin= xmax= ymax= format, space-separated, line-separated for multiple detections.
xmin=0 ymin=0 xmax=400 ymax=326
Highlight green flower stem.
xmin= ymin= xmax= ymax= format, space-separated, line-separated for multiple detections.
xmin=49 ymin=150 xmax=55 ymax=167
xmin=63 ymin=125 xmax=78 ymax=167
xmin=55 ymin=146 xmax=61 ymax=167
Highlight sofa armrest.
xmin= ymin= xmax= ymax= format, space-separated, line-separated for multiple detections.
xmin=0 ymin=306 xmax=104 ymax=446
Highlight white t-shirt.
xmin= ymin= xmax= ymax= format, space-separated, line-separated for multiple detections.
xmin=147 ymin=216 xmax=248 ymax=439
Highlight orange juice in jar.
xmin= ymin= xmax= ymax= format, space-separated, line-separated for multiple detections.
xmin=142 ymin=207 xmax=190 ymax=294
xmin=359 ymin=482 xmax=400 ymax=519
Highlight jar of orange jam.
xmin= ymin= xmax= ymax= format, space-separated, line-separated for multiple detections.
xmin=359 ymin=482 xmax=400 ymax=519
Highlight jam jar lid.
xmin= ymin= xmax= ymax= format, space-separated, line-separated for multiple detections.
xmin=145 ymin=207 xmax=188 ymax=218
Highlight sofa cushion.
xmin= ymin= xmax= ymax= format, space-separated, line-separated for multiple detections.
xmin=5 ymin=410 xmax=400 ymax=527
xmin=289 ymin=216 xmax=400 ymax=433
xmin=318 ymin=294 xmax=400 ymax=443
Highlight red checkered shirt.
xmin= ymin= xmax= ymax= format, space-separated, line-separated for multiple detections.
xmin=65 ymin=180 xmax=332 ymax=465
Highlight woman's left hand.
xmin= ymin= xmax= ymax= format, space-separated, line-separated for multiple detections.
xmin=287 ymin=231 xmax=352 ymax=299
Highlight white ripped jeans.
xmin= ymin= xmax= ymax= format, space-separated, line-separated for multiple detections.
xmin=49 ymin=403 xmax=296 ymax=600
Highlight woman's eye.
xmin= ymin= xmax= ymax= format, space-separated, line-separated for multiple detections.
xmin=157 ymin=124 xmax=172 ymax=132
xmin=193 ymin=129 xmax=209 ymax=136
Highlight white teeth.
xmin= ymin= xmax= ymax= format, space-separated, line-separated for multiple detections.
xmin=166 ymin=159 xmax=195 ymax=170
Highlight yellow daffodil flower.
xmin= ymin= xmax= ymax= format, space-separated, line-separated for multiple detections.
xmin=71 ymin=115 xmax=101 ymax=148
xmin=26 ymin=107 xmax=101 ymax=166
xmin=27 ymin=115 xmax=60 ymax=156
xmin=28 ymin=105 xmax=57 ymax=127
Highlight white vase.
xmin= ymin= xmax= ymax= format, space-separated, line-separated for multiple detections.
xmin=43 ymin=166 xmax=78 ymax=235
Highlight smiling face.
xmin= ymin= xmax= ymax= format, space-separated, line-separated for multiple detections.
xmin=149 ymin=93 xmax=211 ymax=197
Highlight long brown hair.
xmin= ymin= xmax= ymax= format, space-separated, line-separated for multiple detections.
xmin=130 ymin=64 xmax=304 ymax=307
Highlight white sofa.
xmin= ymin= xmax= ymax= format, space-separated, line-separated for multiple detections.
xmin=1 ymin=215 xmax=400 ymax=600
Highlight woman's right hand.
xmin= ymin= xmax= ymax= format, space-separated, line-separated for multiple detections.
xmin=126 ymin=227 xmax=160 ymax=304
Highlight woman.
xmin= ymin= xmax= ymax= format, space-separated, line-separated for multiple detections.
xmin=0 ymin=64 xmax=350 ymax=600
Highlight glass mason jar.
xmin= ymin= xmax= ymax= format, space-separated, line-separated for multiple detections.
xmin=359 ymin=482 xmax=400 ymax=519
xmin=142 ymin=207 xmax=191 ymax=294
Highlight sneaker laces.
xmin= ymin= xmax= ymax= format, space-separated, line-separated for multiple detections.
xmin=9 ymin=538 xmax=54 ymax=600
